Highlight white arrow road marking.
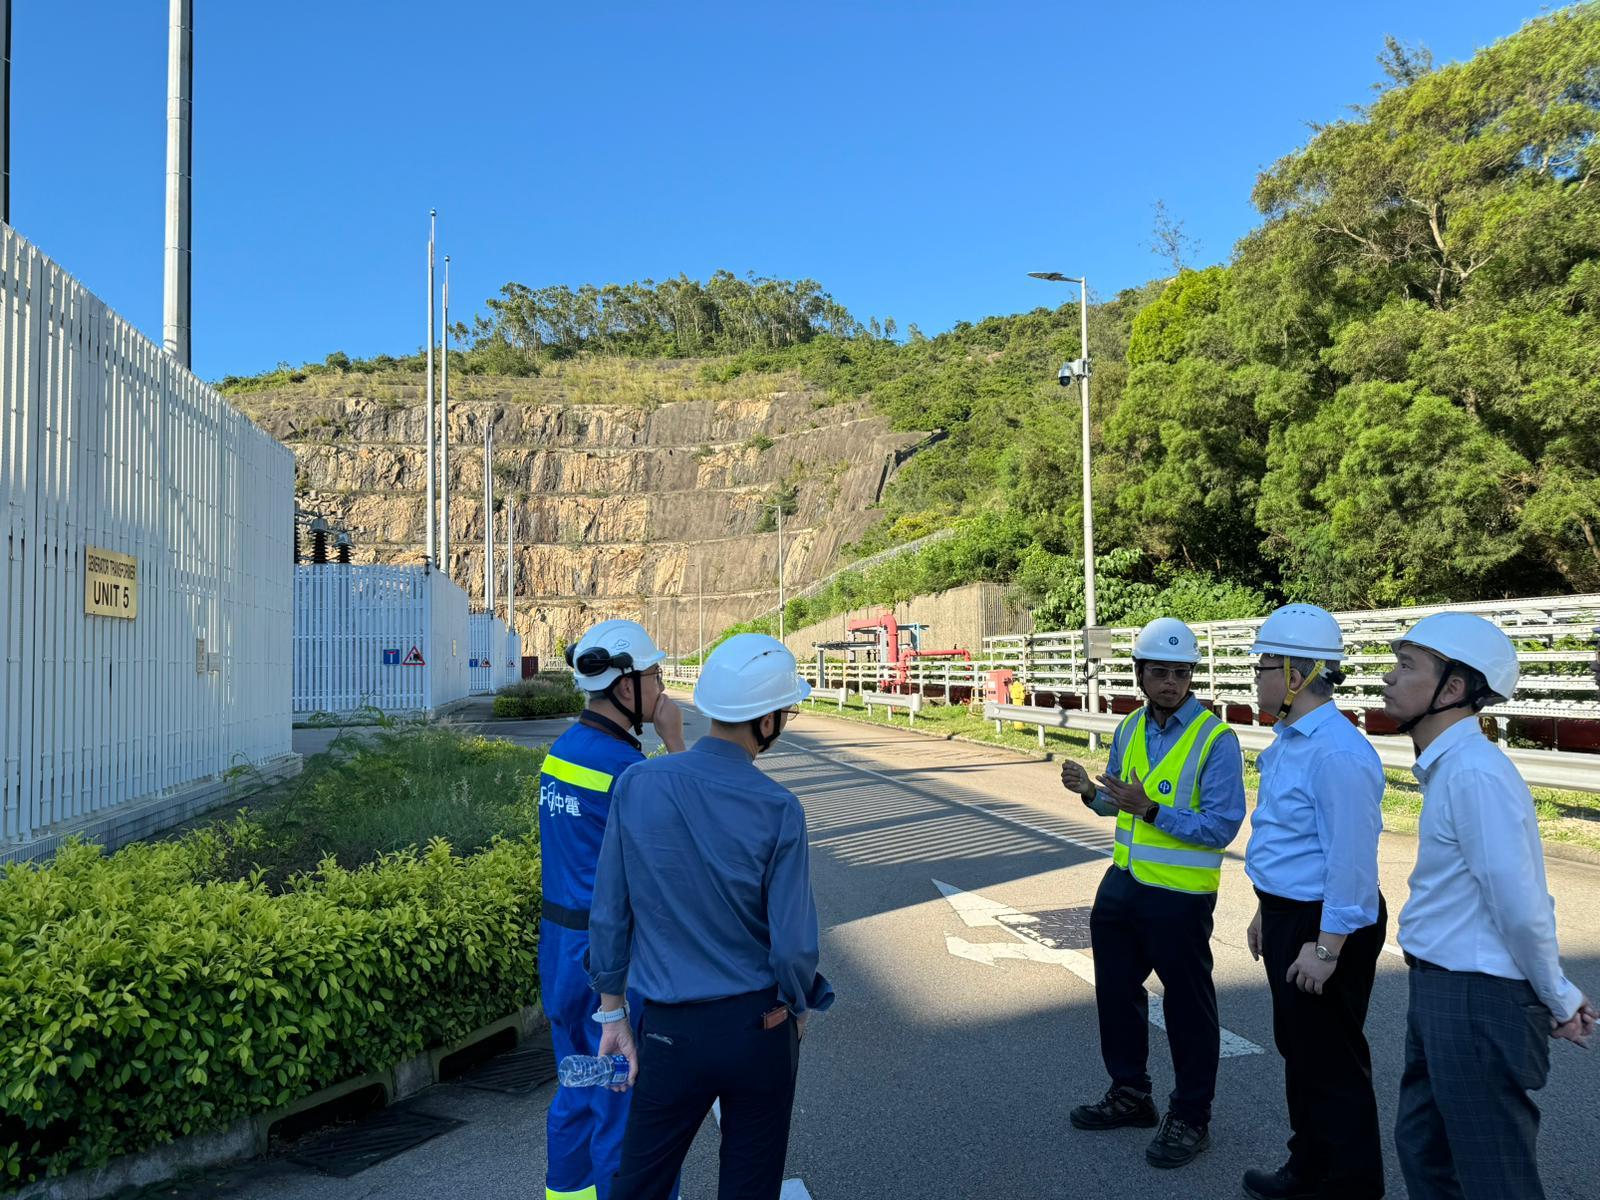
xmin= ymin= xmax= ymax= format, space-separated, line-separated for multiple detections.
xmin=934 ymin=879 xmax=1263 ymax=1057
xmin=710 ymin=1101 xmax=814 ymax=1197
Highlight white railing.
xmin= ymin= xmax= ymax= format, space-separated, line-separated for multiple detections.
xmin=293 ymin=564 xmax=470 ymax=717
xmin=984 ymin=702 xmax=1600 ymax=794
xmin=2 ymin=225 xmax=295 ymax=853
xmin=983 ymin=595 xmax=1600 ymax=725
xmin=665 ymin=591 xmax=1600 ymax=751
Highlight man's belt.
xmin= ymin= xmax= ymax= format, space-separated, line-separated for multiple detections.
xmin=543 ymin=901 xmax=590 ymax=931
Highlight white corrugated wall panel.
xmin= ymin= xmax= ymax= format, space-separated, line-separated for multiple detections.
xmin=0 ymin=225 xmax=294 ymax=851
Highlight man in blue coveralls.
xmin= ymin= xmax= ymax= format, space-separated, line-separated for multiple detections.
xmin=540 ymin=619 xmax=685 ymax=1200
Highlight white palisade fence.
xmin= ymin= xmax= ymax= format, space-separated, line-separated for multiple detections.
xmin=293 ymin=564 xmax=470 ymax=717
xmin=1 ymin=225 xmax=296 ymax=861
xmin=468 ymin=611 xmax=521 ymax=695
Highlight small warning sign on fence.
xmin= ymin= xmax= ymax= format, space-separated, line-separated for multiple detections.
xmin=403 ymin=646 xmax=426 ymax=666
xmin=382 ymin=648 xmax=401 ymax=666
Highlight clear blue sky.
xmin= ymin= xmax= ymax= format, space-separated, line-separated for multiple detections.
xmin=11 ymin=1 xmax=1547 ymax=381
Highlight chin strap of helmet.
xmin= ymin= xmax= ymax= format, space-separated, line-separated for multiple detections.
xmin=1276 ymin=659 xmax=1325 ymax=721
xmin=604 ymin=673 xmax=647 ymax=736
xmin=1395 ymin=660 xmax=1485 ymax=736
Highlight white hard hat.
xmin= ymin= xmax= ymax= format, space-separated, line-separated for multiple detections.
xmin=567 ymin=619 xmax=666 ymax=692
xmin=694 ymin=633 xmax=812 ymax=722
xmin=1132 ymin=617 xmax=1201 ymax=665
xmin=1251 ymin=604 xmax=1344 ymax=662
xmin=1391 ymin=612 xmax=1519 ymax=702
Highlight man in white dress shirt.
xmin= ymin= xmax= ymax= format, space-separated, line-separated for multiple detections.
xmin=1384 ymin=612 xmax=1596 ymax=1200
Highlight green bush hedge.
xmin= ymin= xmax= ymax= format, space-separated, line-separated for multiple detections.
xmin=494 ymin=673 xmax=584 ymax=720
xmin=0 ymin=834 xmax=540 ymax=1184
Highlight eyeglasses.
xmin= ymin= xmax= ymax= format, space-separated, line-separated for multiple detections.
xmin=1142 ymin=665 xmax=1193 ymax=682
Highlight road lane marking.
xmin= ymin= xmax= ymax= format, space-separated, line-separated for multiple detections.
xmin=934 ymin=879 xmax=1264 ymax=1057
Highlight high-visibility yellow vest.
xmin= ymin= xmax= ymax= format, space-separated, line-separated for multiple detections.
xmin=1111 ymin=706 xmax=1231 ymax=894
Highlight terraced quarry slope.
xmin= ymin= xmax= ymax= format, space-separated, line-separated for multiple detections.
xmin=233 ymin=360 xmax=924 ymax=662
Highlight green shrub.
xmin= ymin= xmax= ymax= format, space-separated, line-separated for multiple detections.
xmin=0 ymin=836 xmax=540 ymax=1184
xmin=493 ymin=674 xmax=583 ymax=721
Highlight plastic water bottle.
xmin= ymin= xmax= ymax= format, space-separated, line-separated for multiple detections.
xmin=558 ymin=1054 xmax=630 ymax=1088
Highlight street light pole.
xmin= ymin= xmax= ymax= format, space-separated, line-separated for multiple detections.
xmin=2 ymin=0 xmax=12 ymax=226
xmin=425 ymin=211 xmax=437 ymax=566
xmin=777 ymin=503 xmax=785 ymax=642
xmin=162 ymin=0 xmax=193 ymax=366
xmin=1028 ymin=271 xmax=1100 ymax=734
xmin=440 ymin=255 xmax=451 ymax=577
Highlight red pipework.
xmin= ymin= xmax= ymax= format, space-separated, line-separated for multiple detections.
xmin=847 ymin=610 xmax=902 ymax=685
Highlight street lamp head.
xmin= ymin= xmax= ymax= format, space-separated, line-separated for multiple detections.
xmin=1028 ymin=271 xmax=1077 ymax=283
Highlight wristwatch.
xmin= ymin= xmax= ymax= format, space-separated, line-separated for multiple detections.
xmin=1314 ymin=943 xmax=1339 ymax=963
xmin=592 ymin=1004 xmax=630 ymax=1024
xmin=1141 ymin=802 xmax=1159 ymax=824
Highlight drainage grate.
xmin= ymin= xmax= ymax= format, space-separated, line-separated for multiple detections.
xmin=459 ymin=1033 xmax=558 ymax=1094
xmin=286 ymin=1108 xmax=465 ymax=1177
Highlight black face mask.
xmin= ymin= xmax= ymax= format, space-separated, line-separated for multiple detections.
xmin=750 ymin=709 xmax=786 ymax=753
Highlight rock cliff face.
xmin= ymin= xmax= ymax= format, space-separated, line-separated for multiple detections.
xmin=236 ymin=369 xmax=922 ymax=662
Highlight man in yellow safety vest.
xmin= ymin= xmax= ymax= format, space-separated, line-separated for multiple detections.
xmin=1059 ymin=617 xmax=1246 ymax=1170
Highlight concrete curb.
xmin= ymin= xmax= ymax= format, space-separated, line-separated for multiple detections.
xmin=1 ymin=755 xmax=305 ymax=867
xmin=12 ymin=1005 xmax=546 ymax=1200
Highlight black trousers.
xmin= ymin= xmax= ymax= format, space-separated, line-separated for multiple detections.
xmin=1396 ymin=961 xmax=1552 ymax=1200
xmin=612 ymin=988 xmax=801 ymax=1200
xmin=1258 ymin=889 xmax=1387 ymax=1196
xmin=1089 ymin=863 xmax=1219 ymax=1126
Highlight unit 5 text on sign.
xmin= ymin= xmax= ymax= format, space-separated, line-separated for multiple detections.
xmin=85 ymin=546 xmax=138 ymax=618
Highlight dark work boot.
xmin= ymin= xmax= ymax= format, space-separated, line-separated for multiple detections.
xmin=1242 ymin=1165 xmax=1324 ymax=1199
xmin=1145 ymin=1111 xmax=1211 ymax=1168
xmin=1069 ymin=1085 xmax=1159 ymax=1131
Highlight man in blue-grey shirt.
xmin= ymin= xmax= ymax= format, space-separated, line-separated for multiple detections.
xmin=1059 ymin=618 xmax=1246 ymax=1171
xmin=589 ymin=633 xmax=832 ymax=1200
xmin=1240 ymin=605 xmax=1387 ymax=1200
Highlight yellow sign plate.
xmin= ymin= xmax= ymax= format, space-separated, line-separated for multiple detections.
xmin=85 ymin=546 xmax=138 ymax=619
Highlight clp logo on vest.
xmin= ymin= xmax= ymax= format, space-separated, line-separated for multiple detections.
xmin=1158 ymin=780 xmax=1174 ymax=795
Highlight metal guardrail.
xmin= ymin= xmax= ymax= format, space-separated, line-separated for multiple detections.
xmin=863 ymin=690 xmax=924 ymax=724
xmin=983 ymin=702 xmax=1600 ymax=795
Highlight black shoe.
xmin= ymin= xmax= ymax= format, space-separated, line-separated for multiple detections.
xmin=1069 ymin=1085 xmax=1159 ymax=1131
xmin=1145 ymin=1112 xmax=1211 ymax=1168
xmin=1242 ymin=1165 xmax=1322 ymax=1200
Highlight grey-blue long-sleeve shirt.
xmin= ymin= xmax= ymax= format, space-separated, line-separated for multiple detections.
xmin=587 ymin=735 xmax=835 ymax=1015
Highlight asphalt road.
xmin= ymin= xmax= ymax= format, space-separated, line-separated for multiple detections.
xmin=192 ymin=702 xmax=1600 ymax=1199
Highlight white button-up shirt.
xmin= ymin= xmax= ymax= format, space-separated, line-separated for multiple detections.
xmin=1397 ymin=718 xmax=1583 ymax=1021
xmin=1245 ymin=701 xmax=1384 ymax=934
